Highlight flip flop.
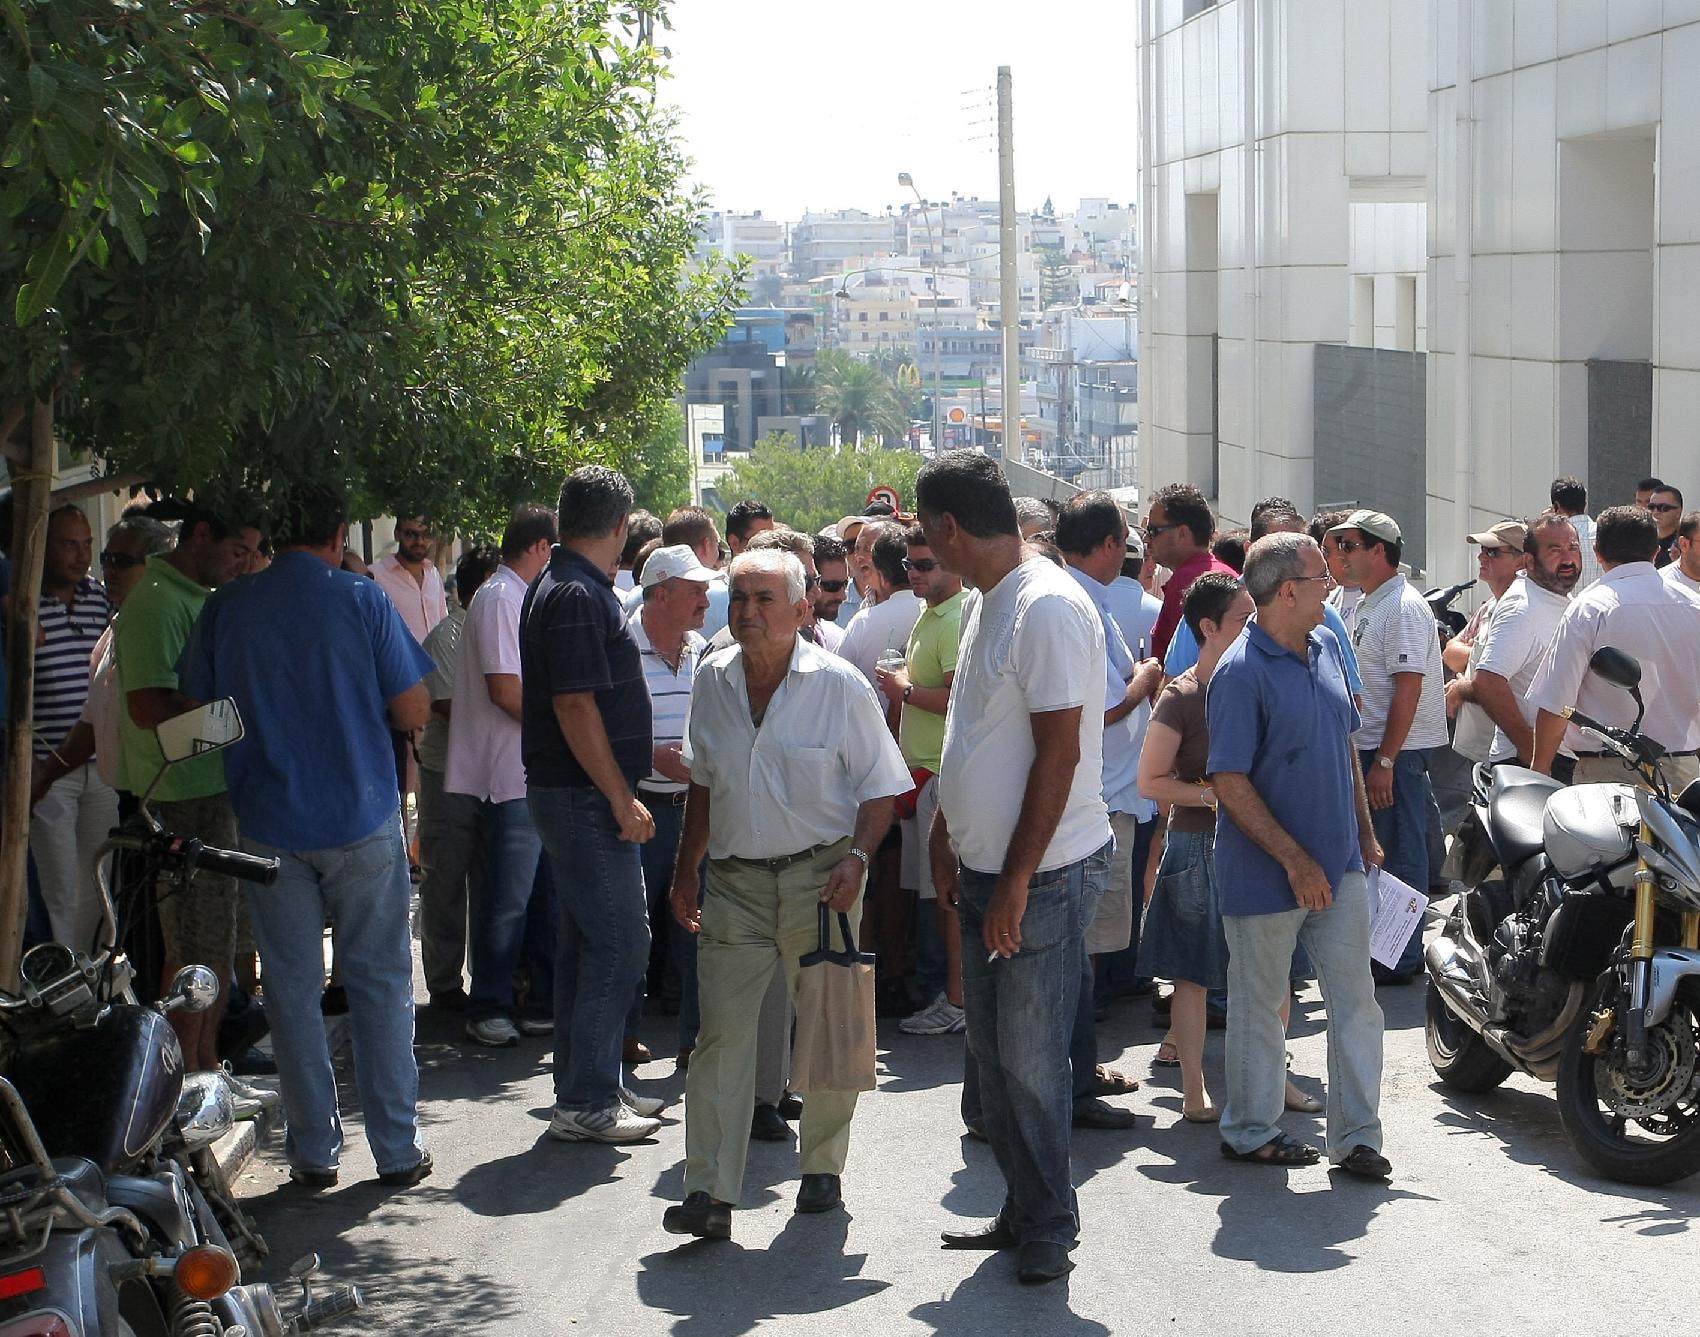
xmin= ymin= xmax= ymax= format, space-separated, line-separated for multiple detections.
xmin=1094 ymin=1064 xmax=1140 ymax=1095
xmin=1181 ymin=1105 xmax=1221 ymax=1123
xmin=1153 ymin=1042 xmax=1180 ymax=1068
xmin=1220 ymin=1133 xmax=1320 ymax=1167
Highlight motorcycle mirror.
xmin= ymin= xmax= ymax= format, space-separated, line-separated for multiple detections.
xmin=1588 ymin=646 xmax=1642 ymax=692
xmin=155 ymin=699 xmax=244 ymax=765
xmin=162 ymin=965 xmax=219 ymax=1015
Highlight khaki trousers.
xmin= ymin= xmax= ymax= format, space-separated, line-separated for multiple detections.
xmin=684 ymin=837 xmax=862 ymax=1206
xmin=1573 ymin=753 xmax=1700 ymax=793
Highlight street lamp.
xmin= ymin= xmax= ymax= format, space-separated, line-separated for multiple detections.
xmin=898 ymin=172 xmax=944 ymax=456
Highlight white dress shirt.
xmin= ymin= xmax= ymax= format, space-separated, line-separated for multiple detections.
xmin=684 ymin=635 xmax=910 ymax=861
xmin=1473 ymin=572 xmax=1572 ymax=761
xmin=373 ymin=554 xmax=447 ymax=644
xmin=444 ymin=565 xmax=528 ymax=803
xmin=1530 ymin=561 xmax=1700 ymax=755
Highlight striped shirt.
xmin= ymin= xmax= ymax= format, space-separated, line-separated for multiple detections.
xmin=1350 ymin=573 xmax=1449 ymax=752
xmin=35 ymin=577 xmax=112 ymax=757
xmin=628 ymin=609 xmax=704 ymax=795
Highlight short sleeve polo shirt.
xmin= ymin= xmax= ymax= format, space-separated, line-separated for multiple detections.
xmin=519 ymin=546 xmax=653 ymax=790
xmin=1207 ymin=622 xmax=1364 ymax=916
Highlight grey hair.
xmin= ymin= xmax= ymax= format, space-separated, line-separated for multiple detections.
xmin=107 ymin=514 xmax=173 ymax=557
xmin=1243 ymin=531 xmax=1318 ymax=605
xmin=1013 ymin=496 xmax=1054 ymax=528
xmin=729 ymin=548 xmax=806 ymax=604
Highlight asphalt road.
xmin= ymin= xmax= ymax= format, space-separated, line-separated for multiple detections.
xmin=235 ymin=950 xmax=1697 ymax=1336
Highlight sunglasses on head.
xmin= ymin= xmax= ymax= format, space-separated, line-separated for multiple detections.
xmin=100 ymin=550 xmax=146 ymax=570
xmin=903 ymin=557 xmax=939 ymax=573
xmin=816 ymin=578 xmax=849 ymax=593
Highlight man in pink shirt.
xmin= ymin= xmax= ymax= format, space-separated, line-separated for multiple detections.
xmin=374 ymin=516 xmax=449 ymax=644
xmin=445 ymin=504 xmax=561 ymax=1047
xmin=1144 ymin=483 xmax=1236 ymax=660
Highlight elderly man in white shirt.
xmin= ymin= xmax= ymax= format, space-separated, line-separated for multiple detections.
xmin=1531 ymin=505 xmax=1700 ymax=790
xmin=662 ymin=548 xmax=910 ymax=1242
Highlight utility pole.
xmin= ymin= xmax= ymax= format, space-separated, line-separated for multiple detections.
xmin=997 ymin=65 xmax=1019 ymax=466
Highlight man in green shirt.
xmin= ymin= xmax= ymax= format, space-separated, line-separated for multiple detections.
xmin=116 ymin=503 xmax=254 ymax=1071
xmin=876 ymin=524 xmax=966 ymax=1037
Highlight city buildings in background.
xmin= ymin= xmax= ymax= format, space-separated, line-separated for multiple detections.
xmin=1138 ymin=0 xmax=1698 ymax=585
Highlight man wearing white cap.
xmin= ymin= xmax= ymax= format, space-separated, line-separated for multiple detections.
xmin=1330 ymin=509 xmax=1447 ymax=984
xmin=627 ymin=545 xmax=715 ymax=1065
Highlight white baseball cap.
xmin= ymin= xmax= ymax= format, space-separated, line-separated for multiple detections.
xmin=639 ymin=544 xmax=715 ymax=589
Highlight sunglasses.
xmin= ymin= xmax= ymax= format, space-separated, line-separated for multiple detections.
xmin=1476 ymin=546 xmax=1514 ymax=559
xmin=902 ymin=557 xmax=939 ymax=573
xmin=1334 ymin=539 xmax=1369 ymax=553
xmin=1142 ymin=522 xmax=1182 ymax=539
xmin=816 ymin=578 xmax=849 ymax=593
xmin=100 ymin=550 xmax=147 ymax=571
xmin=1647 ymin=502 xmax=1681 ymax=513
xmin=397 ymin=527 xmax=429 ymax=540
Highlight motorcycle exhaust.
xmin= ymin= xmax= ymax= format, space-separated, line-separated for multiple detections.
xmin=1426 ymin=936 xmax=1528 ymax=1072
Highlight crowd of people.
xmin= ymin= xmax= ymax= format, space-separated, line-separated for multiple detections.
xmin=19 ymin=451 xmax=1700 ymax=1283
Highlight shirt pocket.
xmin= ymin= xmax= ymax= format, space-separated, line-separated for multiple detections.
xmin=780 ymin=746 xmax=835 ymax=796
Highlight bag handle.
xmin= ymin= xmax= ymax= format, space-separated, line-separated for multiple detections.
xmin=800 ymin=902 xmax=869 ymax=968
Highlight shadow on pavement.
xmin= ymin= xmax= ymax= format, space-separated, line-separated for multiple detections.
xmin=1433 ymin=1082 xmax=1697 ymax=1229
xmin=910 ymin=1253 xmax=1110 ymax=1336
xmin=635 ymin=1211 xmax=888 ymax=1336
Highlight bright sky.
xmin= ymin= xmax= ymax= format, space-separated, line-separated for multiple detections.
xmin=658 ymin=1 xmax=1139 ymax=221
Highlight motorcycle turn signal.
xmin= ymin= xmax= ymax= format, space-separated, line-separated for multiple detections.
xmin=174 ymin=1243 xmax=240 ymax=1301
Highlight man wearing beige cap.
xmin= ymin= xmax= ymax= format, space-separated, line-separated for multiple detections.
xmin=1330 ymin=509 xmax=1447 ymax=983
xmin=1441 ymin=520 xmax=1528 ymax=676
xmin=628 ymin=544 xmax=714 ymax=1065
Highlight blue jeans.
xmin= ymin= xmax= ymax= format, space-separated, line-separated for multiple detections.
xmin=242 ymin=814 xmax=423 ymax=1175
xmin=963 ymin=941 xmax=1097 ymax=1122
xmin=467 ymin=798 xmax=550 ymax=1023
xmin=1359 ymin=747 xmax=1432 ymax=974
xmin=957 ymin=842 xmax=1110 ymax=1249
xmin=1221 ymin=870 xmax=1385 ymax=1160
xmin=530 ymin=785 xmax=651 ymax=1112
xmin=631 ymin=797 xmax=684 ymax=1035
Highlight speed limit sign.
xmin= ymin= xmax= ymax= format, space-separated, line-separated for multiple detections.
xmin=867 ymin=485 xmax=901 ymax=511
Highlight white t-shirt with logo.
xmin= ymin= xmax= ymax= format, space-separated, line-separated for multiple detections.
xmin=1351 ymin=573 xmax=1449 ymax=752
xmin=939 ymin=559 xmax=1111 ymax=875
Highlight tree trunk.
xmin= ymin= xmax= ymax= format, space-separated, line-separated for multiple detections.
xmin=0 ymin=396 xmax=55 ymax=990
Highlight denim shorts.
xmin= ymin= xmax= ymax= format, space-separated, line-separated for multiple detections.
xmin=1136 ymin=827 xmax=1229 ymax=990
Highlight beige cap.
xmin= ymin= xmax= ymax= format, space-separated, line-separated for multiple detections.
xmin=835 ymin=515 xmax=868 ymax=541
xmin=639 ymin=544 xmax=715 ymax=589
xmin=1467 ymin=520 xmax=1527 ymax=550
xmin=1329 ymin=509 xmax=1402 ymax=545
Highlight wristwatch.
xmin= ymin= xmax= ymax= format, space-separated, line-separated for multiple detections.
xmin=847 ymin=846 xmax=871 ymax=869
xmin=902 ymin=683 xmax=914 ymax=702
xmin=1375 ymin=756 xmax=1395 ymax=771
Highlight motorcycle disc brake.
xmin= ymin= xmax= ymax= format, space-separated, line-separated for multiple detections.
xmin=1595 ymin=1007 xmax=1700 ymax=1124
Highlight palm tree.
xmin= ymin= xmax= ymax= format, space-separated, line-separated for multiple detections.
xmin=816 ymin=351 xmax=908 ymax=446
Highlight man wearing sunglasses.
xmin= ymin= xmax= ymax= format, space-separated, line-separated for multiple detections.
xmin=373 ymin=517 xmax=447 ymax=645
xmin=1647 ymin=484 xmax=1684 ymax=569
xmin=1144 ymin=483 xmax=1235 ymax=661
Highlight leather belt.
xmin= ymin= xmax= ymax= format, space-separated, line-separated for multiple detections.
xmin=637 ymin=786 xmax=690 ymax=807
xmin=1574 ymin=750 xmax=1697 ymax=759
xmin=724 ymin=840 xmax=842 ymax=872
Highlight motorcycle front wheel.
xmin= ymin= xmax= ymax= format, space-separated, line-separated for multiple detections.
xmin=1557 ymin=976 xmax=1700 ymax=1186
xmin=1424 ymin=978 xmax=1513 ymax=1091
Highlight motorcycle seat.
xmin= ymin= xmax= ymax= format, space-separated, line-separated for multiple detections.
xmin=1485 ymin=766 xmax=1565 ymax=871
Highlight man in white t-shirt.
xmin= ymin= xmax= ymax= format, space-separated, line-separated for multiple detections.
xmin=446 ymin=505 xmax=560 ymax=1048
xmin=1331 ymin=508 xmax=1448 ymax=983
xmin=838 ymin=522 xmax=922 ymax=688
xmin=1663 ymin=510 xmax=1700 ymax=595
xmin=920 ymin=451 xmax=1113 ymax=1287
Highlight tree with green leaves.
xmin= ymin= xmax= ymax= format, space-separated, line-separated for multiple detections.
xmin=625 ymin=400 xmax=692 ymax=518
xmin=813 ymin=348 xmax=910 ymax=446
xmin=719 ymin=432 xmax=922 ymax=538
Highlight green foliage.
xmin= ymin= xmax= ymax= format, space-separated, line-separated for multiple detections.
xmin=0 ymin=0 xmax=740 ymax=531
xmin=813 ymin=348 xmax=912 ymax=447
xmin=719 ymin=432 xmax=922 ymax=538
xmin=625 ymin=400 xmax=691 ymax=518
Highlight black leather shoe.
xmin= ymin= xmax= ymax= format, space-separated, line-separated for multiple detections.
xmin=795 ymin=1173 xmax=842 ymax=1214
xmin=289 ymin=1165 xmax=338 ymax=1191
xmin=751 ymin=1103 xmax=791 ymax=1141
xmin=377 ymin=1150 xmax=433 ymax=1187
xmin=777 ymin=1092 xmax=803 ymax=1120
xmin=1016 ymin=1240 xmax=1074 ymax=1285
xmin=1071 ymin=1097 xmax=1140 ymax=1130
xmin=941 ymin=1218 xmax=1018 ymax=1250
xmin=1335 ymin=1144 xmax=1394 ymax=1180
xmin=663 ymin=1192 xmax=732 ymax=1240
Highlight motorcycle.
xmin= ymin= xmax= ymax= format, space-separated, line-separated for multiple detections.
xmin=1425 ymin=646 xmax=1700 ymax=1185
xmin=1423 ymin=577 xmax=1477 ymax=645
xmin=0 ymin=699 xmax=364 ymax=1335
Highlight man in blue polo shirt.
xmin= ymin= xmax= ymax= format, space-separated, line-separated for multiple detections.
xmin=1205 ymin=531 xmax=1392 ymax=1180
xmin=179 ymin=482 xmax=435 ymax=1190
xmin=521 ymin=465 xmax=661 ymax=1146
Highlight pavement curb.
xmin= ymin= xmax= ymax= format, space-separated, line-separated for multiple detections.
xmin=214 ymin=1014 xmax=350 ymax=1180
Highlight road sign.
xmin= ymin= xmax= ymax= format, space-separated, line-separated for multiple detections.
xmin=867 ymin=485 xmax=901 ymax=512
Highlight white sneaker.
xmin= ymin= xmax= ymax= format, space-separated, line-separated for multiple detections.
xmin=517 ymin=1016 xmax=554 ymax=1036
xmin=899 ymin=993 xmax=967 ymax=1036
xmin=465 ymin=1016 xmax=520 ymax=1047
xmin=621 ymin=1087 xmax=669 ymax=1118
xmin=219 ymin=1064 xmax=281 ymax=1120
xmin=548 ymin=1102 xmax=661 ymax=1144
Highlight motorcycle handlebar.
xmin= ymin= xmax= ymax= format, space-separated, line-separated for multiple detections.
xmin=190 ymin=842 xmax=280 ymax=887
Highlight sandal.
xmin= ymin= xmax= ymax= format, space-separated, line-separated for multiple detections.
xmin=1181 ymin=1105 xmax=1221 ymax=1123
xmin=1094 ymin=1064 xmax=1140 ymax=1095
xmin=1220 ymin=1133 xmax=1320 ymax=1166
xmin=1285 ymin=1082 xmax=1324 ymax=1114
xmin=1153 ymin=1042 xmax=1180 ymax=1068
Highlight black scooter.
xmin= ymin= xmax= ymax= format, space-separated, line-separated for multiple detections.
xmin=0 ymin=699 xmax=364 ymax=1335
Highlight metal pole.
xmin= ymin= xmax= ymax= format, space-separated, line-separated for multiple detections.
xmin=997 ymin=65 xmax=1019 ymax=465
